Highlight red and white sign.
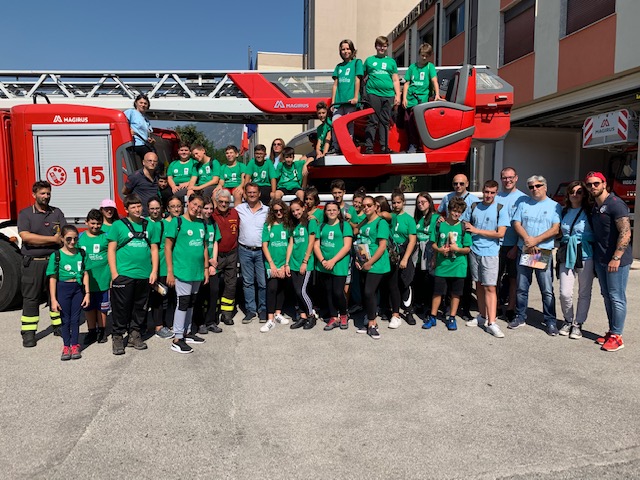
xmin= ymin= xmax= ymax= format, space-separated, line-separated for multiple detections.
xmin=46 ymin=165 xmax=67 ymax=186
xmin=583 ymin=109 xmax=638 ymax=148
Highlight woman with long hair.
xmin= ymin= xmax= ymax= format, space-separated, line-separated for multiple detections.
xmin=304 ymin=186 xmax=324 ymax=224
xmin=269 ymin=138 xmax=285 ymax=168
xmin=412 ymin=191 xmax=437 ymax=316
xmin=557 ymin=180 xmax=594 ymax=340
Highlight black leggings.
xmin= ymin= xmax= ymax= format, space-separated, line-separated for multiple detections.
xmin=320 ymin=273 xmax=347 ymax=317
xmin=412 ymin=266 xmax=434 ymax=310
xmin=388 ymin=261 xmax=416 ymax=313
xmin=267 ymin=277 xmax=286 ymax=314
xmin=291 ymin=271 xmax=313 ymax=316
xmin=362 ymin=272 xmax=386 ymax=321
xmin=193 ymin=274 xmax=220 ymax=326
xmin=148 ymin=275 xmax=175 ymax=329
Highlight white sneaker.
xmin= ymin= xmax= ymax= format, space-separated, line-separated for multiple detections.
xmin=260 ymin=319 xmax=276 ymax=333
xmin=274 ymin=313 xmax=289 ymax=325
xmin=467 ymin=315 xmax=486 ymax=327
xmin=389 ymin=315 xmax=402 ymax=329
xmin=486 ymin=322 xmax=505 ymax=338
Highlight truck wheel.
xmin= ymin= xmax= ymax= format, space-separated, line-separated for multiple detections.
xmin=0 ymin=241 xmax=22 ymax=311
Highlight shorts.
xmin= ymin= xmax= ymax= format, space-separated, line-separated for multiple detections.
xmin=278 ymin=187 xmax=302 ymax=196
xmin=224 ymin=186 xmax=239 ymax=196
xmin=83 ymin=290 xmax=110 ymax=313
xmin=499 ymin=245 xmax=518 ymax=280
xmin=258 ymin=185 xmax=273 ymax=205
xmin=433 ymin=276 xmax=464 ymax=297
xmin=469 ymin=252 xmax=499 ymax=286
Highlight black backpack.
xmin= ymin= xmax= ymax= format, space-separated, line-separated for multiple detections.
xmin=119 ymin=218 xmax=151 ymax=248
xmin=52 ymin=248 xmax=86 ymax=279
xmin=371 ymin=217 xmax=400 ymax=266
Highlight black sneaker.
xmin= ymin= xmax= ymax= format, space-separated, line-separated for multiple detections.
xmin=97 ymin=327 xmax=108 ymax=343
xmin=404 ymin=311 xmax=417 ymax=326
xmin=367 ymin=325 xmax=381 ymax=340
xmin=52 ymin=325 xmax=62 ymax=337
xmin=197 ymin=325 xmax=208 ymax=335
xmin=207 ymin=324 xmax=223 ymax=333
xmin=258 ymin=311 xmax=267 ymax=323
xmin=112 ymin=335 xmax=125 ymax=355
xmin=242 ymin=312 xmax=256 ymax=324
xmin=221 ymin=312 xmax=235 ymax=325
xmin=22 ymin=331 xmax=37 ymax=348
xmin=184 ymin=333 xmax=206 ymax=344
xmin=85 ymin=329 xmax=98 ymax=345
xmin=171 ymin=339 xmax=193 ymax=354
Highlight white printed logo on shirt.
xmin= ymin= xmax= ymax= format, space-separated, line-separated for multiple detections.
xmin=93 ymin=244 xmax=100 ymax=253
xmin=281 ymin=231 xmax=286 ymax=240
xmin=328 ymin=231 xmax=335 ymax=240
xmin=187 ymin=230 xmax=193 ymax=236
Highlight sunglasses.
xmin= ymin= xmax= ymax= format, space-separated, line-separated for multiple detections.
xmin=570 ymin=189 xmax=584 ymax=195
xmin=586 ymin=181 xmax=602 ymax=188
xmin=528 ymin=184 xmax=545 ymax=190
xmin=273 ymin=142 xmax=283 ymax=146
xmin=273 ymin=208 xmax=284 ymax=213
xmin=363 ymin=203 xmax=375 ymax=208
xmin=453 ymin=182 xmax=466 ymax=186
xmin=65 ymin=237 xmax=78 ymax=242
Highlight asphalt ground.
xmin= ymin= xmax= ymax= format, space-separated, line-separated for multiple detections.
xmin=1 ymin=263 xmax=640 ymax=479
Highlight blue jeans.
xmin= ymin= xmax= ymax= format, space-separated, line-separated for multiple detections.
xmin=594 ymin=262 xmax=630 ymax=335
xmin=238 ymin=246 xmax=266 ymax=314
xmin=516 ymin=253 xmax=557 ymax=325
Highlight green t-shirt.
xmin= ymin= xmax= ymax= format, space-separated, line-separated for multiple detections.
xmin=165 ymin=216 xmax=206 ymax=282
xmin=196 ymin=159 xmax=221 ymax=186
xmin=404 ymin=62 xmax=437 ymax=108
xmin=262 ymin=222 xmax=290 ymax=271
xmin=78 ymin=231 xmax=110 ymax=292
xmin=317 ymin=118 xmax=332 ymax=148
xmin=246 ymin=158 xmax=277 ymax=187
xmin=167 ymin=159 xmax=198 ymax=185
xmin=205 ymin=221 xmax=222 ymax=259
xmin=107 ymin=218 xmax=159 ymax=280
xmin=364 ymin=55 xmax=398 ymax=97
xmin=311 ymin=208 xmax=325 ymax=224
xmin=276 ymin=161 xmax=304 ymax=190
xmin=290 ymin=219 xmax=317 ymax=272
xmin=333 ymin=58 xmax=364 ymax=105
xmin=357 ymin=217 xmax=391 ymax=274
xmin=156 ymin=217 xmax=174 ymax=277
xmin=316 ymin=221 xmax=353 ymax=277
xmin=429 ymin=220 xmax=472 ymax=278
xmin=416 ymin=214 xmax=438 ymax=242
xmin=101 ymin=223 xmax=113 ymax=234
xmin=46 ymin=250 xmax=85 ymax=285
xmin=220 ymin=162 xmax=246 ymax=188
xmin=391 ymin=211 xmax=417 ymax=245
xmin=347 ymin=205 xmax=366 ymax=226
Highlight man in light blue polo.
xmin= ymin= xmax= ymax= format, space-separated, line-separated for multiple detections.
xmin=464 ymin=180 xmax=510 ymax=338
xmin=510 ymin=175 xmax=562 ymax=335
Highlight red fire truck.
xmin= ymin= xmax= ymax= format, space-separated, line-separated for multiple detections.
xmin=0 ymin=103 xmax=178 ymax=310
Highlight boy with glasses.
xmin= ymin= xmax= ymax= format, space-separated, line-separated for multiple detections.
xmin=510 ymin=176 xmax=562 ymax=335
xmin=275 ymin=147 xmax=306 ymax=201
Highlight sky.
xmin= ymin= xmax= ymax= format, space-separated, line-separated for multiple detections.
xmin=1 ymin=0 xmax=303 ymax=71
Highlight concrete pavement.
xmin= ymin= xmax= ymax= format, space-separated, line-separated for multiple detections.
xmin=1 ymin=264 xmax=639 ymax=479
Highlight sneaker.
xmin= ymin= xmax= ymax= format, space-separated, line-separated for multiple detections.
xmin=367 ymin=325 xmax=381 ymax=339
xmin=97 ymin=327 xmax=108 ymax=343
xmin=197 ymin=325 xmax=208 ymax=335
xmin=171 ymin=339 xmax=193 ymax=354
xmin=404 ymin=311 xmax=417 ymax=326
xmin=184 ymin=333 xmax=206 ymax=344
xmin=61 ymin=345 xmax=72 ymax=361
xmin=258 ymin=311 xmax=268 ymax=323
xmin=22 ymin=331 xmax=37 ymax=348
xmin=242 ymin=312 xmax=256 ymax=324
xmin=356 ymin=325 xmax=368 ymax=334
xmin=155 ymin=327 xmax=175 ymax=339
xmin=486 ymin=323 xmax=505 ymax=338
xmin=422 ymin=315 xmax=437 ymax=329
xmin=380 ymin=311 xmax=390 ymax=321
xmin=601 ymin=334 xmax=624 ymax=352
xmin=303 ymin=316 xmax=317 ymax=330
xmin=85 ymin=329 xmax=98 ymax=344
xmin=596 ymin=332 xmax=611 ymax=345
xmin=274 ymin=313 xmax=289 ymax=325
xmin=569 ymin=324 xmax=583 ymax=340
xmin=207 ymin=324 xmax=223 ymax=333
xmin=52 ymin=325 xmax=62 ymax=337
xmin=446 ymin=316 xmax=457 ymax=331
xmin=260 ymin=319 xmax=276 ymax=333
xmin=407 ymin=144 xmax=417 ymax=154
xmin=339 ymin=314 xmax=349 ymax=330
xmin=507 ymin=317 xmax=525 ymax=329
xmin=71 ymin=344 xmax=82 ymax=360
xmin=558 ymin=322 xmax=572 ymax=336
xmin=128 ymin=330 xmax=148 ymax=350
xmin=348 ymin=304 xmax=363 ymax=314
xmin=467 ymin=315 xmax=485 ymax=327
xmin=546 ymin=322 xmax=559 ymax=336
xmin=364 ymin=147 xmax=374 ymax=154
xmin=324 ymin=317 xmax=340 ymax=331
xmin=112 ymin=334 xmax=125 ymax=355
xmin=389 ymin=315 xmax=401 ymax=329
xmin=221 ymin=312 xmax=235 ymax=325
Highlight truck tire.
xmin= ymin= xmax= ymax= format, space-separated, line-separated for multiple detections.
xmin=0 ymin=241 xmax=22 ymax=311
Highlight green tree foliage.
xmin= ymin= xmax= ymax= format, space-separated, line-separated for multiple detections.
xmin=173 ymin=124 xmax=228 ymax=163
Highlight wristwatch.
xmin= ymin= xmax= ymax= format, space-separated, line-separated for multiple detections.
xmin=612 ymin=255 xmax=621 ymax=261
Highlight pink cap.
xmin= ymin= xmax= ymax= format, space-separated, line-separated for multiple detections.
xmin=584 ymin=171 xmax=606 ymax=183
xmin=100 ymin=199 xmax=117 ymax=209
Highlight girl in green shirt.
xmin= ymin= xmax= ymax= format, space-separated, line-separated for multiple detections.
xmin=47 ymin=225 xmax=90 ymax=360
xmin=261 ymin=200 xmax=292 ymax=333
xmin=313 ymin=201 xmax=353 ymax=330
xmin=304 ymin=187 xmax=324 ymax=224
xmin=285 ymin=199 xmax=317 ymax=330
xmin=413 ymin=191 xmax=437 ymax=318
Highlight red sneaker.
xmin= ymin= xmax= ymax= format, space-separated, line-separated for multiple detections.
xmin=324 ymin=317 xmax=340 ymax=331
xmin=339 ymin=314 xmax=349 ymax=330
xmin=596 ymin=332 xmax=611 ymax=345
xmin=61 ymin=346 xmax=71 ymax=361
xmin=601 ymin=334 xmax=624 ymax=352
xmin=71 ymin=344 xmax=82 ymax=360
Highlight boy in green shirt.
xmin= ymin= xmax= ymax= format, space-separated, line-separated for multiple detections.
xmin=78 ymin=209 xmax=111 ymax=344
xmin=363 ymin=35 xmax=400 ymax=154
xmin=245 ymin=144 xmax=277 ymax=204
xmin=426 ymin=197 xmax=471 ymax=331
xmin=315 ymin=101 xmax=332 ymax=159
xmin=191 ymin=144 xmax=221 ymax=199
xmin=107 ymin=194 xmax=159 ymax=355
xmin=167 ymin=143 xmax=198 ymax=200
xmin=218 ymin=145 xmax=248 ymax=206
xmin=275 ymin=147 xmax=306 ymax=201
xmin=402 ymin=43 xmax=441 ymax=153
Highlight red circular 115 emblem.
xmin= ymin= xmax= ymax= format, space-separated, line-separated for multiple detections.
xmin=46 ymin=166 xmax=67 ymax=186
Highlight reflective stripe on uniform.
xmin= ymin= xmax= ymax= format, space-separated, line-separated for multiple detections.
xmin=21 ymin=316 xmax=39 ymax=331
xmin=220 ymin=296 xmax=234 ymax=311
xmin=50 ymin=311 xmax=61 ymax=326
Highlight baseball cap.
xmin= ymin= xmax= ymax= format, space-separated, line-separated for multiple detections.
xmin=584 ymin=171 xmax=606 ymax=183
xmin=100 ymin=199 xmax=117 ymax=209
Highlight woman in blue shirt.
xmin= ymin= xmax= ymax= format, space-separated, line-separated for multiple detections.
xmin=124 ymin=94 xmax=155 ymax=160
xmin=557 ymin=181 xmax=594 ymax=340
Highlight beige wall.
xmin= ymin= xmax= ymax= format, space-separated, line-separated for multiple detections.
xmin=306 ymin=0 xmax=418 ymax=69
xmin=254 ymin=52 xmax=305 ymax=154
